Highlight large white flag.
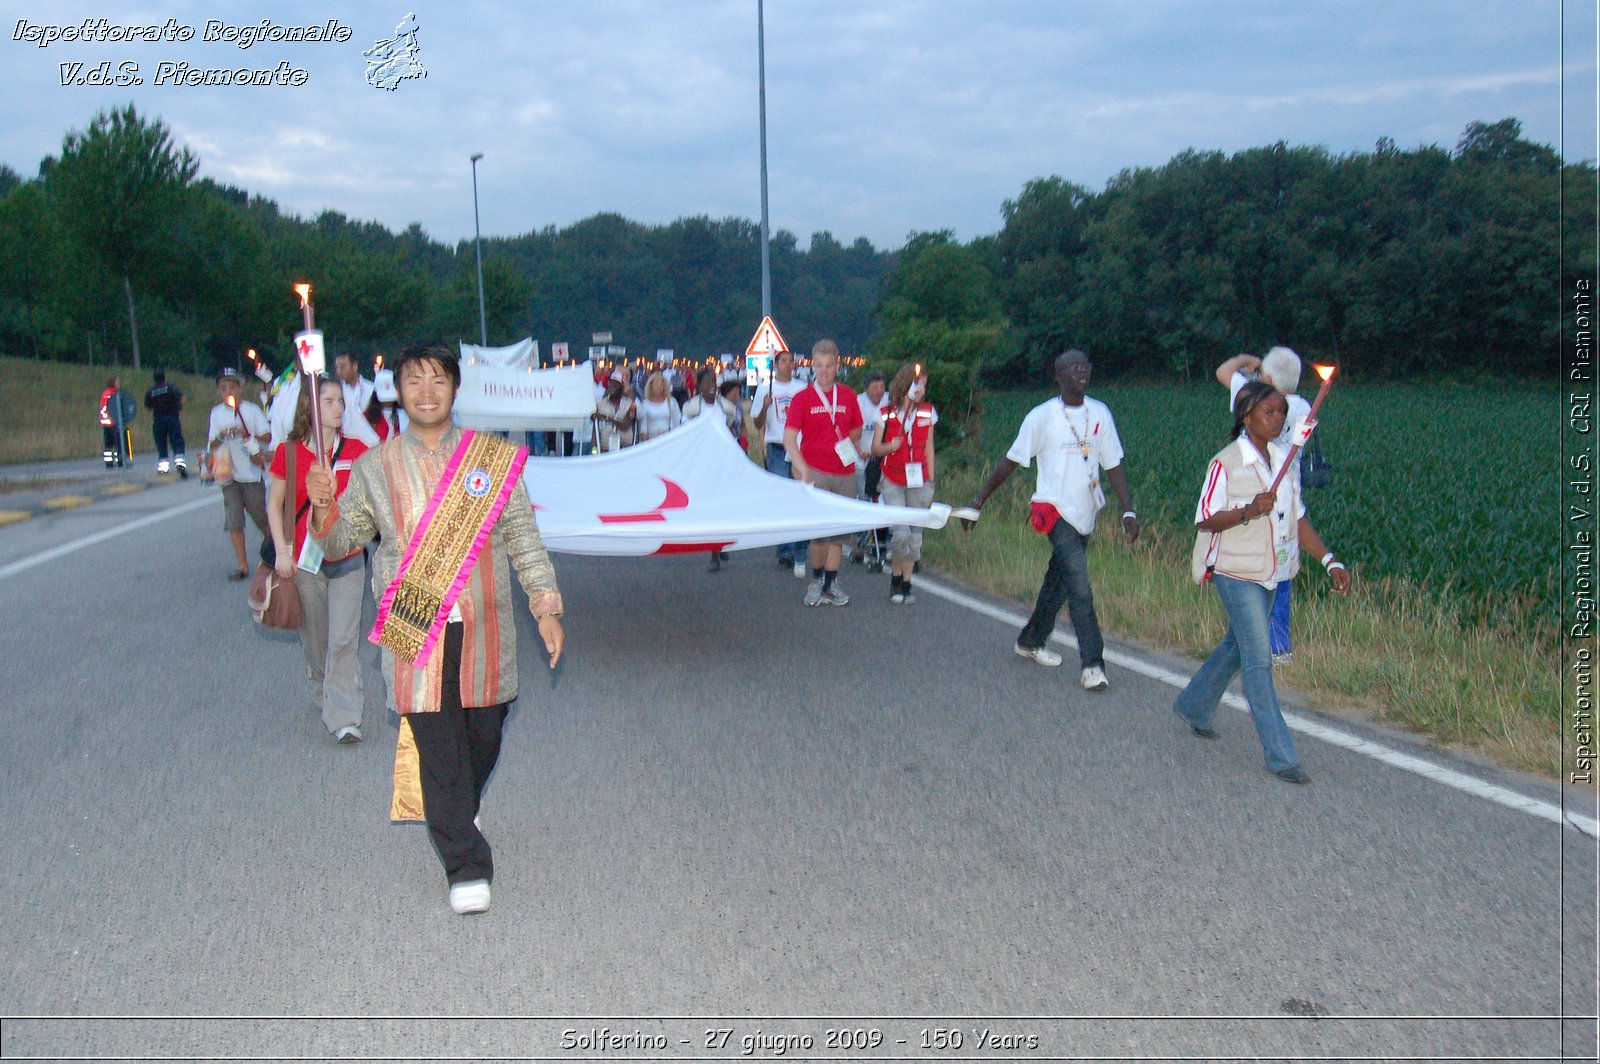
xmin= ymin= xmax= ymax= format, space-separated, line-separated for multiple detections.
xmin=524 ymin=413 xmax=950 ymax=556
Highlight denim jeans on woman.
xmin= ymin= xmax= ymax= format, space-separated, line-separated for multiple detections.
xmin=1017 ymin=517 xmax=1103 ymax=669
xmin=1174 ymin=573 xmax=1300 ymax=773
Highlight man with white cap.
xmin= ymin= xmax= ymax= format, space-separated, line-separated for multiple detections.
xmin=595 ymin=368 xmax=636 ymax=452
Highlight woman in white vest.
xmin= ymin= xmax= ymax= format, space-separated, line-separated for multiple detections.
xmin=1174 ymin=380 xmax=1350 ymax=785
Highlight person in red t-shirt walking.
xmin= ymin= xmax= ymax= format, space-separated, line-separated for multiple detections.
xmin=871 ymin=363 xmax=938 ymax=604
xmin=783 ymin=339 xmax=865 ymax=607
xmin=267 ymin=376 xmax=370 ymax=743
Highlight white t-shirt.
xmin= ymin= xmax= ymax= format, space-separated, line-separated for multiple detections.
xmin=338 ymin=376 xmax=381 ymax=446
xmin=751 ymin=377 xmax=806 ymax=445
xmin=635 ymin=397 xmax=682 ymax=441
xmin=267 ymin=373 xmax=302 ymax=451
xmin=858 ymin=392 xmax=888 ymax=445
xmin=1004 ymin=395 xmax=1126 ymax=536
xmin=1228 ymin=371 xmax=1312 ymax=456
xmin=208 ymin=400 xmax=271 ymax=484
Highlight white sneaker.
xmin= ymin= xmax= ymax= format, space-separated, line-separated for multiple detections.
xmin=804 ymin=579 xmax=824 ymax=607
xmin=822 ymin=584 xmax=849 ymax=606
xmin=793 ymin=559 xmax=808 ymax=578
xmin=448 ymin=879 xmax=491 ymax=915
xmin=335 ymin=725 xmax=362 ymax=744
xmin=1081 ymin=665 xmax=1110 ymax=690
xmin=1014 ymin=643 xmax=1063 ymax=667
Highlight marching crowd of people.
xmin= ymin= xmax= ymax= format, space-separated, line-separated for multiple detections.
xmin=101 ymin=335 xmax=1347 ymax=913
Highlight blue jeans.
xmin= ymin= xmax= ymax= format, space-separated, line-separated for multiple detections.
xmin=1018 ymin=518 xmax=1102 ymax=669
xmin=1271 ymin=579 xmax=1292 ymax=655
xmin=1174 ymin=574 xmax=1300 ymax=773
xmin=765 ymin=443 xmax=807 ymax=562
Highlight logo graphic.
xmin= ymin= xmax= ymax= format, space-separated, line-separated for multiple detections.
xmin=463 ymin=469 xmax=492 ymax=497
xmin=364 ymin=13 xmax=425 ymax=91
xmin=597 ymin=477 xmax=690 ymax=523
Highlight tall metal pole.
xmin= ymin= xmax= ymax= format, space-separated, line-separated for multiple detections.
xmin=757 ymin=0 xmax=772 ymax=319
xmin=470 ymin=152 xmax=488 ymax=346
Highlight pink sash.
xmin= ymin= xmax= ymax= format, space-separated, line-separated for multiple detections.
xmin=370 ymin=431 xmax=527 ymax=668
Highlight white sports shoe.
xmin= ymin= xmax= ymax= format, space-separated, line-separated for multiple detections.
xmin=793 ymin=559 xmax=808 ymax=578
xmin=449 ymin=879 xmax=491 ymax=915
xmin=335 ymin=725 xmax=362 ymax=744
xmin=1081 ymin=665 xmax=1110 ymax=691
xmin=1014 ymin=643 xmax=1063 ymax=667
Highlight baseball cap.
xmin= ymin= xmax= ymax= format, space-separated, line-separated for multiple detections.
xmin=216 ymin=367 xmax=243 ymax=382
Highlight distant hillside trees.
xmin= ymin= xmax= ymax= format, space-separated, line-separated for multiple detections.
xmin=976 ymin=117 xmax=1587 ymax=384
xmin=0 ymin=109 xmax=1582 ymax=393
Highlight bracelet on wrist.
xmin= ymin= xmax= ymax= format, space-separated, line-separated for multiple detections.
xmin=1321 ymin=551 xmax=1336 ymax=567
xmin=1122 ymin=510 xmax=1137 ymax=520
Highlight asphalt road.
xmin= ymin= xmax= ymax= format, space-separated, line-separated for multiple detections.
xmin=0 ymin=473 xmax=1594 ymax=1062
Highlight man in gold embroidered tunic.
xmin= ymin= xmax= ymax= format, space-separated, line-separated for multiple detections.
xmin=308 ymin=343 xmax=564 ymax=915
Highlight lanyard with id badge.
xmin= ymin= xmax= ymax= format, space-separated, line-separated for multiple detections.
xmin=815 ymin=383 xmax=859 ymax=467
xmin=297 ymin=438 xmax=344 ymax=573
xmin=1061 ymin=400 xmax=1105 ymax=509
xmin=897 ymin=403 xmax=926 ymax=487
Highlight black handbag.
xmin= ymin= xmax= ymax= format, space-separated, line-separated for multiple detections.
xmin=1300 ymin=427 xmax=1332 ymax=490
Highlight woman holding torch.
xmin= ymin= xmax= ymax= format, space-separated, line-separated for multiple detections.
xmin=871 ymin=362 xmax=937 ymax=604
xmin=267 ymin=376 xmax=370 ymax=744
xmin=1174 ymin=380 xmax=1350 ymax=785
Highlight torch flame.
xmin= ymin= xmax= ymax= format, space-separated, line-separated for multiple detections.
xmin=914 ymin=363 xmax=923 ymax=377
xmin=226 ymin=395 xmax=237 ymax=409
xmin=246 ymin=348 xmax=256 ymax=362
xmin=374 ymin=354 xmax=383 ymax=370
xmin=1314 ymin=363 xmax=1335 ymax=382
xmin=294 ymin=283 xmax=311 ymax=308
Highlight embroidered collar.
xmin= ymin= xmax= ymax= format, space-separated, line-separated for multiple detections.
xmin=404 ymin=424 xmax=461 ymax=459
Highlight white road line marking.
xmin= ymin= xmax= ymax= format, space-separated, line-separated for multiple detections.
xmin=0 ymin=493 xmax=219 ymax=582
xmin=916 ymin=574 xmax=1600 ymax=838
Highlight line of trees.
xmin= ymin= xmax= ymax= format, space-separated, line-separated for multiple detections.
xmin=0 ymin=106 xmax=895 ymax=373
xmin=880 ymin=118 xmax=1592 ymax=410
xmin=0 ymin=107 xmax=1585 ymax=399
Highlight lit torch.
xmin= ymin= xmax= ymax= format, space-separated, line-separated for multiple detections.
xmin=293 ymin=283 xmax=328 ymax=448
xmin=1268 ymin=363 xmax=1336 ymax=493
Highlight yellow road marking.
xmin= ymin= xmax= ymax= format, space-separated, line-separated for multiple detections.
xmin=41 ymin=495 xmax=93 ymax=510
xmin=0 ymin=510 xmax=31 ymax=525
xmin=102 ymin=484 xmax=145 ymax=495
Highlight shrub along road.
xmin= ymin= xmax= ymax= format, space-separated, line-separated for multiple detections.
xmin=0 ymin=479 xmax=1593 ymax=1061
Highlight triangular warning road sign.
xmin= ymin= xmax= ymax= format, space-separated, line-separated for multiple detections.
xmin=744 ymin=316 xmax=789 ymax=357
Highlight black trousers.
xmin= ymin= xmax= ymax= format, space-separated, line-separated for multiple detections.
xmin=407 ymin=623 xmax=509 ymax=885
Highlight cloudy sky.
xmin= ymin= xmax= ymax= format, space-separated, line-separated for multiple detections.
xmin=0 ymin=1 xmax=1591 ymax=251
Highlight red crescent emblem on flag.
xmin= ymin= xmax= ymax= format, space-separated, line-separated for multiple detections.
xmin=597 ymin=477 xmax=689 ymax=523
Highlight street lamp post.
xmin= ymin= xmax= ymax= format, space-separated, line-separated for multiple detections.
xmin=470 ymin=151 xmax=487 ymax=346
xmin=757 ymin=0 xmax=771 ymax=319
